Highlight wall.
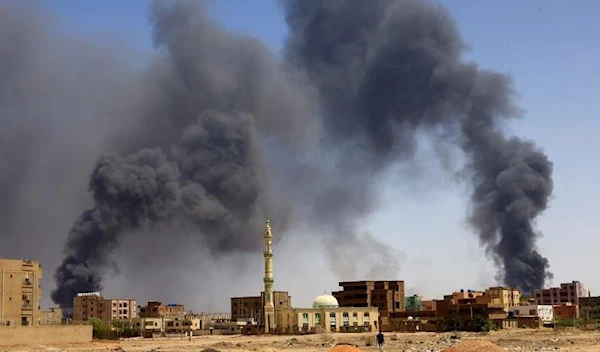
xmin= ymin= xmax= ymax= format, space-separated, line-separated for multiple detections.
xmin=509 ymin=305 xmax=553 ymax=322
xmin=0 ymin=325 xmax=92 ymax=346
xmin=0 ymin=259 xmax=43 ymax=326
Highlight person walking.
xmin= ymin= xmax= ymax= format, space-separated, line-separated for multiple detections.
xmin=376 ymin=329 xmax=385 ymax=351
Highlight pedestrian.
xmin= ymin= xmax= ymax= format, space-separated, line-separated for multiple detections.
xmin=376 ymin=329 xmax=385 ymax=351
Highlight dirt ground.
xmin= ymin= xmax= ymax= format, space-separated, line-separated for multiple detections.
xmin=3 ymin=329 xmax=600 ymax=352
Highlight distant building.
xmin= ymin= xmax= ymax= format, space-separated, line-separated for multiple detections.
xmin=478 ymin=287 xmax=521 ymax=312
xmin=534 ymin=281 xmax=586 ymax=305
xmin=230 ymin=291 xmax=292 ymax=325
xmin=579 ymin=296 xmax=600 ymax=320
xmin=421 ymin=300 xmax=437 ymax=311
xmin=277 ymin=294 xmax=379 ymax=334
xmin=0 ymin=258 xmax=43 ymax=326
xmin=73 ymin=292 xmax=136 ymax=323
xmin=553 ymin=303 xmax=579 ymax=319
xmin=444 ymin=289 xmax=484 ymax=304
xmin=509 ymin=304 xmax=554 ymax=323
xmin=332 ymin=280 xmax=405 ymax=330
xmin=139 ymin=301 xmax=184 ymax=318
xmin=40 ymin=308 xmax=63 ymax=325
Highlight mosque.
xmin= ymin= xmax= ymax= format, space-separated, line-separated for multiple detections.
xmin=230 ymin=220 xmax=379 ymax=334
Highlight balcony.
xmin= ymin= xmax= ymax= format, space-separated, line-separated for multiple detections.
xmin=22 ymin=302 xmax=33 ymax=310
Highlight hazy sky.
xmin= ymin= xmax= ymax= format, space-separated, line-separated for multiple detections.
xmin=36 ymin=0 xmax=600 ymax=309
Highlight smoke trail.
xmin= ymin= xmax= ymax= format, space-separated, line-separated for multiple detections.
xmin=281 ymin=0 xmax=553 ymax=293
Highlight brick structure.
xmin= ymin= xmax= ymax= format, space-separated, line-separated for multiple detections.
xmin=534 ymin=281 xmax=586 ymax=305
xmin=579 ymin=296 xmax=600 ymax=320
xmin=139 ymin=301 xmax=184 ymax=318
xmin=230 ymin=291 xmax=291 ymax=324
xmin=332 ymin=280 xmax=405 ymax=331
xmin=553 ymin=303 xmax=579 ymax=319
xmin=73 ymin=292 xmax=136 ymax=323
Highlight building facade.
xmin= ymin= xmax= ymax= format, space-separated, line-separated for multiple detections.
xmin=534 ymin=281 xmax=586 ymax=306
xmin=553 ymin=303 xmax=579 ymax=319
xmin=100 ymin=299 xmax=137 ymax=322
xmin=0 ymin=258 xmax=43 ymax=326
xmin=480 ymin=287 xmax=521 ymax=312
xmin=73 ymin=292 xmax=136 ymax=323
xmin=509 ymin=304 xmax=554 ymax=322
xmin=332 ymin=280 xmax=404 ymax=330
xmin=230 ymin=291 xmax=292 ymax=324
xmin=139 ymin=302 xmax=184 ymax=318
xmin=40 ymin=307 xmax=63 ymax=325
xmin=579 ymin=296 xmax=600 ymax=320
xmin=277 ymin=295 xmax=379 ymax=334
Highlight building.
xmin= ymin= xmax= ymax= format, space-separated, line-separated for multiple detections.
xmin=139 ymin=302 xmax=184 ymax=318
xmin=509 ymin=304 xmax=554 ymax=323
xmin=421 ymin=300 xmax=437 ymax=311
xmin=553 ymin=303 xmax=579 ymax=319
xmin=40 ymin=308 xmax=63 ymax=325
xmin=444 ymin=289 xmax=484 ymax=304
xmin=230 ymin=291 xmax=291 ymax=324
xmin=277 ymin=294 xmax=379 ymax=334
xmin=534 ymin=281 xmax=586 ymax=305
xmin=435 ymin=297 xmax=508 ymax=331
xmin=332 ymin=280 xmax=405 ymax=330
xmin=0 ymin=258 xmax=43 ymax=326
xmin=100 ymin=298 xmax=137 ymax=322
xmin=73 ymin=292 xmax=136 ymax=323
xmin=579 ymin=296 xmax=600 ymax=320
xmin=478 ymin=287 xmax=521 ymax=312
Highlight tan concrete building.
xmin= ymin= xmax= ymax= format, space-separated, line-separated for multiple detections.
xmin=73 ymin=292 xmax=136 ymax=323
xmin=0 ymin=258 xmax=43 ymax=326
xmin=101 ymin=298 xmax=137 ymax=322
xmin=477 ymin=287 xmax=521 ymax=312
xmin=40 ymin=307 xmax=63 ymax=325
xmin=139 ymin=301 xmax=185 ymax=318
xmin=277 ymin=294 xmax=379 ymax=334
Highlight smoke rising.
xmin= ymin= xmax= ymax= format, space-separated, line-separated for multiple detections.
xmin=0 ymin=0 xmax=553 ymax=307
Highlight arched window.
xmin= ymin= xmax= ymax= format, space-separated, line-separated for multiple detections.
xmin=302 ymin=313 xmax=309 ymax=322
xmin=315 ymin=313 xmax=321 ymax=324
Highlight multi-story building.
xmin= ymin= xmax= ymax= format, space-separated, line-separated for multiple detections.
xmin=40 ymin=307 xmax=63 ymax=325
xmin=100 ymin=298 xmax=137 ymax=322
xmin=73 ymin=292 xmax=136 ymax=323
xmin=332 ymin=280 xmax=405 ymax=330
xmin=444 ymin=289 xmax=484 ymax=304
xmin=509 ymin=304 xmax=554 ymax=323
xmin=534 ymin=281 xmax=586 ymax=306
xmin=230 ymin=291 xmax=292 ymax=324
xmin=0 ymin=258 xmax=43 ymax=326
xmin=478 ymin=287 xmax=521 ymax=312
xmin=139 ymin=301 xmax=184 ymax=318
xmin=579 ymin=296 xmax=600 ymax=320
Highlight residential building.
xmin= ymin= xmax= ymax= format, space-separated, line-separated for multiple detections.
xmin=534 ymin=281 xmax=586 ymax=305
xmin=553 ymin=303 xmax=579 ymax=319
xmin=139 ymin=302 xmax=184 ymax=318
xmin=230 ymin=291 xmax=291 ymax=324
xmin=40 ymin=307 xmax=63 ymax=325
xmin=332 ymin=280 xmax=404 ymax=330
xmin=73 ymin=292 xmax=136 ymax=323
xmin=435 ymin=297 xmax=508 ymax=331
xmin=579 ymin=296 xmax=600 ymax=320
xmin=73 ymin=292 xmax=104 ymax=322
xmin=421 ymin=300 xmax=437 ymax=311
xmin=101 ymin=298 xmax=137 ymax=322
xmin=0 ymin=258 xmax=43 ymax=326
xmin=509 ymin=304 xmax=554 ymax=323
xmin=276 ymin=294 xmax=379 ymax=334
xmin=444 ymin=289 xmax=484 ymax=304
xmin=478 ymin=287 xmax=521 ymax=312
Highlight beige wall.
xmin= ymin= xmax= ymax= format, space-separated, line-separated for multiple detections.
xmin=0 ymin=325 xmax=92 ymax=346
xmin=101 ymin=299 xmax=137 ymax=322
xmin=277 ymin=307 xmax=379 ymax=333
xmin=0 ymin=258 xmax=43 ymax=326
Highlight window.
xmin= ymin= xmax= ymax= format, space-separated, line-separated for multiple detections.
xmin=353 ymin=312 xmax=358 ymax=322
xmin=315 ymin=313 xmax=321 ymax=324
xmin=302 ymin=313 xmax=309 ymax=323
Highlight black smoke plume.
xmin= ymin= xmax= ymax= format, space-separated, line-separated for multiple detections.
xmin=281 ymin=0 xmax=553 ymax=293
xmin=0 ymin=0 xmax=553 ymax=307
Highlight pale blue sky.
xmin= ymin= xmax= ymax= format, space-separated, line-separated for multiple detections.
xmin=40 ymin=0 xmax=600 ymax=306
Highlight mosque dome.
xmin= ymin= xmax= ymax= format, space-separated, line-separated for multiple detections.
xmin=312 ymin=294 xmax=339 ymax=309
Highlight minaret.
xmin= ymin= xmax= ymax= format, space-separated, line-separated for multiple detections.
xmin=263 ymin=219 xmax=275 ymax=333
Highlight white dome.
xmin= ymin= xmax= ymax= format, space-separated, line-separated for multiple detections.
xmin=312 ymin=294 xmax=339 ymax=308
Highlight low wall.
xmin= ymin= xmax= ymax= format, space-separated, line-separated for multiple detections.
xmin=0 ymin=325 xmax=92 ymax=346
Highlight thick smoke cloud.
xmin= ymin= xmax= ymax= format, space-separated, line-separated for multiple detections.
xmin=282 ymin=0 xmax=553 ymax=294
xmin=0 ymin=0 xmax=553 ymax=308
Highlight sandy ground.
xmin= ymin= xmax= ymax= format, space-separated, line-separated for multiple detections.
xmin=3 ymin=329 xmax=600 ymax=352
